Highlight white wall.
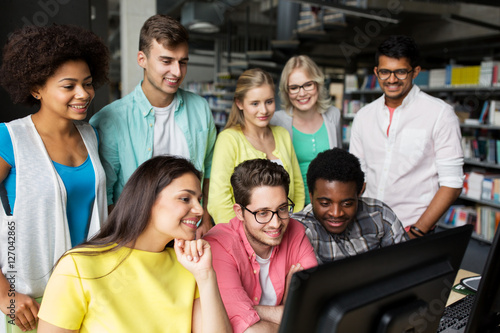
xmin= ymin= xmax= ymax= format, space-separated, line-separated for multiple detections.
xmin=120 ymin=0 xmax=156 ymax=95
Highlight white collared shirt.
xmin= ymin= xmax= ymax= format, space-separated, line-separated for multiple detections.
xmin=349 ymin=85 xmax=464 ymax=227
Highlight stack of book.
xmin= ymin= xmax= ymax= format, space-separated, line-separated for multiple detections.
xmin=476 ymin=206 xmax=500 ymax=241
xmin=450 ymin=65 xmax=481 ymax=86
xmin=429 ymin=68 xmax=446 ymax=88
xmin=461 ymin=137 xmax=500 ymax=163
xmin=443 ymin=205 xmax=499 ymax=241
xmin=344 ymin=74 xmax=359 ymax=92
xmin=479 ymin=60 xmax=500 ymax=87
xmin=342 ymin=99 xmax=365 ymax=117
xmin=462 ymin=171 xmax=500 ymax=202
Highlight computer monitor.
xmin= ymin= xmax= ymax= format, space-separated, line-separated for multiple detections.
xmin=279 ymin=225 xmax=473 ymax=333
xmin=464 ymin=225 xmax=500 ymax=333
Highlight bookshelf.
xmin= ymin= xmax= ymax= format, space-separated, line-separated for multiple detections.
xmin=186 ymin=72 xmax=236 ymax=131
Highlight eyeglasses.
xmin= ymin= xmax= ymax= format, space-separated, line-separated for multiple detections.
xmin=376 ymin=69 xmax=413 ymax=80
xmin=240 ymin=198 xmax=295 ymax=224
xmin=287 ymin=81 xmax=316 ymax=94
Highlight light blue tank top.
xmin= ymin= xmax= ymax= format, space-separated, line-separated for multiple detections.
xmin=0 ymin=123 xmax=96 ymax=247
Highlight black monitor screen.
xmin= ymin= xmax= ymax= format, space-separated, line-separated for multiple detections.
xmin=279 ymin=225 xmax=473 ymax=333
xmin=465 ymin=225 xmax=500 ymax=333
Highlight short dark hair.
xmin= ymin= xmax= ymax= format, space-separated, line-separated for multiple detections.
xmin=0 ymin=24 xmax=109 ymax=106
xmin=307 ymin=148 xmax=364 ymax=195
xmin=139 ymin=14 xmax=189 ymax=55
xmin=231 ymin=159 xmax=290 ymax=207
xmin=375 ymin=35 xmax=420 ymax=69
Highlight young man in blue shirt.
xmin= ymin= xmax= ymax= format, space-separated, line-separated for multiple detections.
xmin=91 ymin=15 xmax=216 ymax=237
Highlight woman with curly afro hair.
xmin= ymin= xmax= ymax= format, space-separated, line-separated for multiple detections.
xmin=0 ymin=24 xmax=109 ymax=332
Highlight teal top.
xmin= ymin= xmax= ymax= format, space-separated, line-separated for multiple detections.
xmin=90 ymin=82 xmax=216 ymax=204
xmin=292 ymin=122 xmax=329 ymax=205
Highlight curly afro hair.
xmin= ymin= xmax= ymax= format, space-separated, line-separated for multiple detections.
xmin=0 ymin=24 xmax=109 ymax=106
xmin=307 ymin=148 xmax=365 ymax=195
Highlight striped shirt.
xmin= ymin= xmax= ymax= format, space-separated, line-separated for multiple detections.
xmin=292 ymin=197 xmax=408 ymax=264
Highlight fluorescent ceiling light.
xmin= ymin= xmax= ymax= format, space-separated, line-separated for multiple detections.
xmin=189 ymin=21 xmax=220 ymax=33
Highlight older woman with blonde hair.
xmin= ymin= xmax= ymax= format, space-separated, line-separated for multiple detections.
xmin=208 ymin=68 xmax=304 ymax=225
xmin=271 ymin=55 xmax=341 ymax=205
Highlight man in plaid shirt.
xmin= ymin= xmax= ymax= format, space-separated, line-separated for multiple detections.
xmin=292 ymin=148 xmax=408 ymax=264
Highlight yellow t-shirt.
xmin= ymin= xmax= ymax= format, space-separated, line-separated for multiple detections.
xmin=38 ymin=246 xmax=199 ymax=332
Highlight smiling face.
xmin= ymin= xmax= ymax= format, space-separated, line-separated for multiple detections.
xmin=139 ymin=172 xmax=203 ymax=250
xmin=287 ymin=68 xmax=318 ymax=113
xmin=138 ymin=39 xmax=189 ymax=107
xmin=310 ymin=179 xmax=359 ymax=235
xmin=234 ymin=185 xmax=289 ymax=258
xmin=235 ymin=84 xmax=275 ymax=130
xmin=375 ymin=55 xmax=420 ymax=108
xmin=34 ymin=59 xmax=94 ymax=120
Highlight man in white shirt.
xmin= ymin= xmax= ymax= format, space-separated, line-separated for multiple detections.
xmin=349 ymin=35 xmax=464 ymax=238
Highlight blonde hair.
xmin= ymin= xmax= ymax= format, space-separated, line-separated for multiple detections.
xmin=224 ymin=68 xmax=275 ymax=130
xmin=279 ymin=55 xmax=331 ymax=115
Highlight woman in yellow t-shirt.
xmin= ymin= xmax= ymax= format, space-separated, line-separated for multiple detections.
xmin=37 ymin=156 xmax=232 ymax=333
xmin=207 ymin=68 xmax=304 ymax=225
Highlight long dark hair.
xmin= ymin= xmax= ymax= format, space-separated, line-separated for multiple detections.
xmin=71 ymin=155 xmax=202 ymax=257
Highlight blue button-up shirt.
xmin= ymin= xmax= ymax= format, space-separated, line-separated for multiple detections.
xmin=90 ymin=82 xmax=216 ymax=205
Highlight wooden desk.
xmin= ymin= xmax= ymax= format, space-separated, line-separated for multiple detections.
xmin=447 ymin=269 xmax=480 ymax=306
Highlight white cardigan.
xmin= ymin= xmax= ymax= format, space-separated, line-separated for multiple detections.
xmin=0 ymin=116 xmax=107 ymax=298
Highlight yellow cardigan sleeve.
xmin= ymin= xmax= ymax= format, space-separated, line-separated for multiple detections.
xmin=208 ymin=127 xmax=305 ymax=223
xmin=271 ymin=126 xmax=305 ymax=212
xmin=207 ymin=130 xmax=239 ymax=224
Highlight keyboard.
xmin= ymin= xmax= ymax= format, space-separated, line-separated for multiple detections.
xmin=437 ymin=294 xmax=476 ymax=333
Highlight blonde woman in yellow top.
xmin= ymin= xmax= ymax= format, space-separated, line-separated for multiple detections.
xmin=208 ymin=68 xmax=304 ymax=225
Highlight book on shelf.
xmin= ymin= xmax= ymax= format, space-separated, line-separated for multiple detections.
xmin=443 ymin=205 xmax=477 ymax=227
xmin=479 ymin=60 xmax=500 ymax=87
xmin=429 ymin=68 xmax=446 ymax=88
xmin=450 ymin=65 xmax=481 ymax=86
xmin=479 ymin=100 xmax=489 ymax=124
xmin=476 ymin=206 xmax=500 ymax=241
xmin=464 ymin=171 xmax=485 ymax=200
xmin=490 ymin=100 xmax=500 ymax=125
xmin=342 ymin=123 xmax=351 ymax=144
xmin=462 ymin=136 xmax=500 ymax=164
xmin=463 ymin=170 xmax=500 ymax=202
xmin=342 ymin=99 xmax=365 ymax=117
xmin=443 ymin=205 xmax=499 ymax=241
xmin=462 ymin=136 xmax=473 ymax=160
xmin=413 ymin=70 xmax=429 ymax=87
xmin=344 ymin=74 xmax=358 ymax=92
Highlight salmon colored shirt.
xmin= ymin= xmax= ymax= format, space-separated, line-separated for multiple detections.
xmin=203 ymin=217 xmax=318 ymax=333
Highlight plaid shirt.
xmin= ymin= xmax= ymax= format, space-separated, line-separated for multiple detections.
xmin=292 ymin=197 xmax=409 ymax=264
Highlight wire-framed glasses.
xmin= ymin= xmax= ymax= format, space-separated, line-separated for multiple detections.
xmin=376 ymin=69 xmax=413 ymax=80
xmin=287 ymin=81 xmax=316 ymax=94
xmin=240 ymin=198 xmax=295 ymax=224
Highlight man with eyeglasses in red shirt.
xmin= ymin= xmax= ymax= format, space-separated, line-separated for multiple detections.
xmin=203 ymin=159 xmax=317 ymax=333
xmin=349 ymin=35 xmax=464 ymax=239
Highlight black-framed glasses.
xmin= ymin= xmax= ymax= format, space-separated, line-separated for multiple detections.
xmin=240 ymin=198 xmax=295 ymax=224
xmin=376 ymin=69 xmax=413 ymax=80
xmin=287 ymin=81 xmax=316 ymax=94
